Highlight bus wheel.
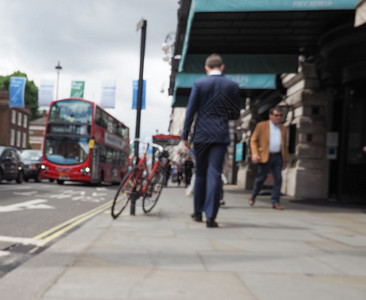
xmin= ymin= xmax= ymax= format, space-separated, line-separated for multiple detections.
xmin=57 ymin=179 xmax=64 ymax=185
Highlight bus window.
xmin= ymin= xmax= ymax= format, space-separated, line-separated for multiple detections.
xmin=106 ymin=147 xmax=113 ymax=164
xmin=96 ymin=107 xmax=103 ymax=127
xmin=102 ymin=111 xmax=108 ymax=129
xmin=99 ymin=145 xmax=106 ymax=163
xmin=44 ymin=136 xmax=89 ymax=165
xmin=107 ymin=116 xmax=114 ymax=132
xmin=49 ymin=100 xmax=92 ymax=124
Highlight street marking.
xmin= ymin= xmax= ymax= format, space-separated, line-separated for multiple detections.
xmin=45 ymin=189 xmax=107 ymax=203
xmin=0 ymin=236 xmax=44 ymax=246
xmin=0 ymin=199 xmax=54 ymax=212
xmin=0 ymin=185 xmax=33 ymax=191
xmin=0 ymin=250 xmax=10 ymax=257
xmin=49 ymin=194 xmax=72 ymax=199
xmin=13 ymin=191 xmax=38 ymax=196
xmin=29 ymin=200 xmax=113 ymax=253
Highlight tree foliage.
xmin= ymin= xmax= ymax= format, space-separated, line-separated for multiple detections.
xmin=0 ymin=71 xmax=40 ymax=120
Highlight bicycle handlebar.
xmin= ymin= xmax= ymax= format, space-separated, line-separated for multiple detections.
xmin=130 ymin=138 xmax=164 ymax=155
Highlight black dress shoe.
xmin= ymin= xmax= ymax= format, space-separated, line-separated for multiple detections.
xmin=191 ymin=212 xmax=202 ymax=222
xmin=206 ymin=218 xmax=218 ymax=228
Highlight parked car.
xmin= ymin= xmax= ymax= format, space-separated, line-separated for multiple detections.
xmin=21 ymin=149 xmax=42 ymax=182
xmin=0 ymin=146 xmax=24 ymax=184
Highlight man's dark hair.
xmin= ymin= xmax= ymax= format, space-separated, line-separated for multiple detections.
xmin=205 ymin=54 xmax=223 ymax=69
xmin=269 ymin=106 xmax=282 ymax=115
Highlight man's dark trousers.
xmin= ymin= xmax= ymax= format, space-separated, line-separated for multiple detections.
xmin=194 ymin=143 xmax=227 ymax=219
xmin=252 ymin=153 xmax=283 ymax=204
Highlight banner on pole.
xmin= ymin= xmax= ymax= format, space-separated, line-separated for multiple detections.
xmin=9 ymin=77 xmax=27 ymax=108
xmin=132 ymin=80 xmax=146 ymax=109
xmin=70 ymin=81 xmax=85 ymax=98
xmin=100 ymin=80 xmax=116 ymax=108
xmin=38 ymin=80 xmax=55 ymax=106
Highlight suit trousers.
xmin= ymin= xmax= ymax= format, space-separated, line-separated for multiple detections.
xmin=193 ymin=143 xmax=227 ymax=219
xmin=252 ymin=153 xmax=283 ymax=204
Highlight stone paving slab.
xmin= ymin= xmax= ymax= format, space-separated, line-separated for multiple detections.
xmin=0 ymin=186 xmax=365 ymax=300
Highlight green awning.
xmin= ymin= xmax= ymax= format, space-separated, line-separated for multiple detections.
xmin=175 ymin=72 xmax=276 ymax=90
xmin=172 ymin=95 xmax=189 ymax=108
xmin=183 ymin=54 xmax=298 ymax=74
xmin=179 ymin=0 xmax=359 ymax=72
xmin=194 ymin=0 xmax=358 ymax=12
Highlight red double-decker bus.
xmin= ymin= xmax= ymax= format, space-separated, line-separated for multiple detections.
xmin=41 ymin=98 xmax=129 ymax=185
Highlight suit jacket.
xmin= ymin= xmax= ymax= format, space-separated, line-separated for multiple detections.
xmin=182 ymin=75 xmax=240 ymax=144
xmin=250 ymin=120 xmax=289 ymax=163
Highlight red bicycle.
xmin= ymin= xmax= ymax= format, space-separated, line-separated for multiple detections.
xmin=111 ymin=139 xmax=166 ymax=219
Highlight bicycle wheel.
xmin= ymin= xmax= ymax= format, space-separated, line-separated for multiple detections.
xmin=142 ymin=172 xmax=163 ymax=213
xmin=111 ymin=168 xmax=137 ymax=219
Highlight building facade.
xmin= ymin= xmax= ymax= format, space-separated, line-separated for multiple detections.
xmin=0 ymin=91 xmax=31 ymax=150
xmin=168 ymin=0 xmax=366 ymax=203
xmin=29 ymin=110 xmax=48 ymax=150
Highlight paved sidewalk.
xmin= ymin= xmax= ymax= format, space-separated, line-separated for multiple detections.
xmin=0 ymin=186 xmax=366 ymax=300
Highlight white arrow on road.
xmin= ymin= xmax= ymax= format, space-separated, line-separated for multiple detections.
xmin=13 ymin=191 xmax=39 ymax=196
xmin=0 ymin=236 xmax=44 ymax=246
xmin=0 ymin=199 xmax=54 ymax=212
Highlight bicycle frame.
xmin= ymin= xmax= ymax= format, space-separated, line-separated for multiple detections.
xmin=123 ymin=139 xmax=163 ymax=198
xmin=111 ymin=138 xmax=165 ymax=218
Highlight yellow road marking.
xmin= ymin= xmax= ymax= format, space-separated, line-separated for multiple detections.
xmin=29 ymin=200 xmax=112 ymax=254
xmin=33 ymin=200 xmax=112 ymax=240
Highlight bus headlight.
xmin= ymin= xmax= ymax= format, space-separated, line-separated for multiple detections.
xmin=80 ymin=167 xmax=91 ymax=175
xmin=41 ymin=165 xmax=49 ymax=173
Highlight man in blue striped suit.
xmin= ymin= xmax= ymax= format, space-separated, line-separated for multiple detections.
xmin=182 ymin=54 xmax=240 ymax=228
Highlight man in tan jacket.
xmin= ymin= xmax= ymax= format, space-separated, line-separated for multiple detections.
xmin=249 ymin=106 xmax=289 ymax=210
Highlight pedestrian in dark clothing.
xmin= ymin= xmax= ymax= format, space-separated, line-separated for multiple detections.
xmin=163 ymin=159 xmax=171 ymax=187
xmin=176 ymin=159 xmax=184 ymax=186
xmin=184 ymin=156 xmax=194 ymax=187
xmin=182 ymin=54 xmax=240 ymax=228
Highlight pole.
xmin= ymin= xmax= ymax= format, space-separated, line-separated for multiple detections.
xmin=131 ymin=19 xmax=147 ymax=216
xmin=55 ymin=61 xmax=62 ymax=100
xmin=56 ymin=71 xmax=60 ymax=100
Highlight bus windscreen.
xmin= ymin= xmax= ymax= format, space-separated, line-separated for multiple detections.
xmin=49 ymin=100 xmax=92 ymax=124
xmin=44 ymin=136 xmax=90 ymax=165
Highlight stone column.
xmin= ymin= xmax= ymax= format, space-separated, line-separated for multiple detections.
xmin=281 ymin=63 xmax=329 ymax=198
xmin=236 ymin=97 xmax=258 ymax=189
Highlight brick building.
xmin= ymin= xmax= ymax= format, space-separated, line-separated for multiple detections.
xmin=0 ymin=91 xmax=31 ymax=150
xmin=29 ymin=110 xmax=48 ymax=150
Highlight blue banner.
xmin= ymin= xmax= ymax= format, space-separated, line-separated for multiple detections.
xmin=235 ymin=143 xmax=244 ymax=162
xmin=132 ymin=80 xmax=146 ymax=110
xmin=9 ymin=77 xmax=27 ymax=108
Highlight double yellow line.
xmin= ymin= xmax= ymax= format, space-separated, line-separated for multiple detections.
xmin=29 ymin=200 xmax=113 ymax=254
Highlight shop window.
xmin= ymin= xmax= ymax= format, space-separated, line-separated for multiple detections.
xmin=16 ymin=131 xmax=21 ymax=147
xmin=18 ymin=112 xmax=22 ymax=126
xmin=10 ymin=129 xmax=15 ymax=146
xmin=23 ymin=115 xmax=28 ymax=128
xmin=11 ymin=110 xmax=16 ymax=124
xmin=22 ymin=132 xmax=27 ymax=148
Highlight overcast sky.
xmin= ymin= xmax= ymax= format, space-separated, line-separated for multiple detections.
xmin=0 ymin=0 xmax=179 ymax=139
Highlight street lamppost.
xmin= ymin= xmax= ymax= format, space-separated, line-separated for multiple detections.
xmin=131 ymin=18 xmax=147 ymax=216
xmin=55 ymin=61 xmax=62 ymax=100
xmin=161 ymin=32 xmax=175 ymax=64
